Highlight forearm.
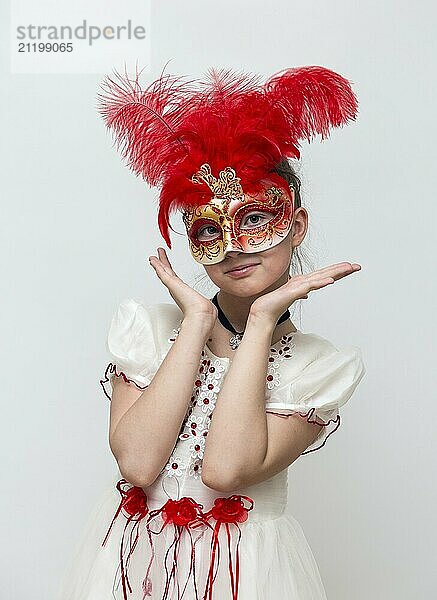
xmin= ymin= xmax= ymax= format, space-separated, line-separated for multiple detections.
xmin=112 ymin=317 xmax=210 ymax=485
xmin=202 ymin=312 xmax=275 ymax=488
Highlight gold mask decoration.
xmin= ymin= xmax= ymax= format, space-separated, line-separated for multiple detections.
xmin=182 ymin=164 xmax=294 ymax=265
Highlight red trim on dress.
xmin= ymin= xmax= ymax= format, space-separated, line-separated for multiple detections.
xmin=99 ymin=362 xmax=150 ymax=401
xmin=265 ymin=408 xmax=341 ymax=454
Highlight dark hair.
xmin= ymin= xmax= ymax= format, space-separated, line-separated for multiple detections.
xmin=270 ymin=157 xmax=316 ymax=285
xmin=271 ymin=156 xmax=302 ymax=210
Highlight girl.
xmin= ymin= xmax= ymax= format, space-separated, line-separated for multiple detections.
xmin=59 ymin=65 xmax=366 ymax=599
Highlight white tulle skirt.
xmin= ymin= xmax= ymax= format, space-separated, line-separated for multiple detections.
xmin=58 ymin=476 xmax=328 ymax=600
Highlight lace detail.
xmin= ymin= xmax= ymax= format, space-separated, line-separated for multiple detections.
xmin=158 ymin=322 xmax=296 ymax=484
xmin=158 ymin=349 xmax=225 ymax=483
xmin=266 ymin=333 xmax=296 ymax=389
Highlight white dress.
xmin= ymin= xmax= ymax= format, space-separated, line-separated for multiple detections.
xmin=58 ymin=297 xmax=366 ymax=600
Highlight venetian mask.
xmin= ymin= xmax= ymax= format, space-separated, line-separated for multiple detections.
xmin=182 ymin=164 xmax=294 ymax=265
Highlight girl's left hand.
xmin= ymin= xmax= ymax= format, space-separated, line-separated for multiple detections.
xmin=250 ymin=262 xmax=362 ymax=323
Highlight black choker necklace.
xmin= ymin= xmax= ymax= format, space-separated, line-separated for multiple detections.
xmin=210 ymin=292 xmax=291 ymax=350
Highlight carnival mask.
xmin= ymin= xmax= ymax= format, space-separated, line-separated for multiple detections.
xmin=182 ymin=164 xmax=294 ymax=265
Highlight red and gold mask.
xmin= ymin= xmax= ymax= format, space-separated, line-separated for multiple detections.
xmin=182 ymin=164 xmax=294 ymax=265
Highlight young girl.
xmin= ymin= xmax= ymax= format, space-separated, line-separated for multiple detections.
xmin=59 ymin=65 xmax=366 ymax=599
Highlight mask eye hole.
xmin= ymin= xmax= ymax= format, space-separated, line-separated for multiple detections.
xmin=190 ymin=219 xmax=222 ymax=243
xmin=238 ymin=210 xmax=275 ymax=231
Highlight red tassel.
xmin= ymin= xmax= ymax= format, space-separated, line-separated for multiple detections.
xmin=144 ymin=497 xmax=208 ymax=600
xmin=202 ymin=495 xmax=254 ymax=600
xmin=101 ymin=479 xmax=149 ymax=600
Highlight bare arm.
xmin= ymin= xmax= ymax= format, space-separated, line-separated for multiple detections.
xmin=201 ymin=312 xmax=322 ymax=492
xmin=110 ymin=316 xmax=211 ymax=487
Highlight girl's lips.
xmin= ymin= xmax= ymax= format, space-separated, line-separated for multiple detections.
xmin=226 ymin=263 xmax=259 ymax=278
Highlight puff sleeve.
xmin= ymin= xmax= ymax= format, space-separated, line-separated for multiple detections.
xmin=265 ymin=346 xmax=366 ymax=454
xmin=100 ymin=298 xmax=160 ymax=400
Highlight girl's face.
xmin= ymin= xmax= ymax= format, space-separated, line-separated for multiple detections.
xmin=202 ymin=207 xmax=308 ymax=298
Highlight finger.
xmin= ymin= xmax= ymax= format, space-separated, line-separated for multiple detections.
xmin=148 ymin=249 xmax=172 ymax=272
xmin=307 ymin=262 xmax=361 ymax=279
xmin=150 ymin=250 xmax=176 ymax=277
xmin=305 ymin=264 xmax=361 ymax=285
xmin=288 ymin=263 xmax=357 ymax=286
xmin=304 ymin=277 xmax=335 ymax=292
xmin=149 ymin=256 xmax=173 ymax=280
xmin=324 ymin=264 xmax=361 ymax=283
xmin=149 ymin=255 xmax=188 ymax=294
xmin=157 ymin=247 xmax=176 ymax=274
xmin=290 ymin=277 xmax=334 ymax=299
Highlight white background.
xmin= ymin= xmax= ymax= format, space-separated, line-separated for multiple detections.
xmin=1 ymin=1 xmax=436 ymax=598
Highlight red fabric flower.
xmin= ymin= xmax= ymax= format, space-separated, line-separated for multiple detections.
xmin=121 ymin=485 xmax=149 ymax=519
xmin=209 ymin=495 xmax=250 ymax=524
xmin=162 ymin=496 xmax=204 ymax=527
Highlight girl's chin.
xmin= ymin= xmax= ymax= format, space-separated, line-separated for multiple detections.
xmin=222 ymin=279 xmax=276 ymax=296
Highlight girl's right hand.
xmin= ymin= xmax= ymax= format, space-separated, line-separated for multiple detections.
xmin=148 ymin=247 xmax=217 ymax=332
